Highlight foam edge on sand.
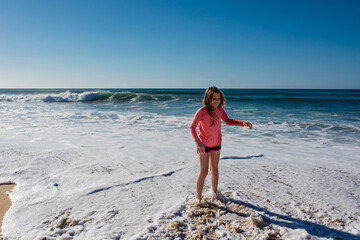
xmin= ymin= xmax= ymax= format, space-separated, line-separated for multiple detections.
xmin=0 ymin=183 xmax=16 ymax=234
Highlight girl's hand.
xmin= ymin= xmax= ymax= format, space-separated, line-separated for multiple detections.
xmin=244 ymin=121 xmax=252 ymax=130
xmin=195 ymin=139 xmax=205 ymax=154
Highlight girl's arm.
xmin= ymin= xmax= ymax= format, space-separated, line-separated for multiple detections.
xmin=190 ymin=109 xmax=201 ymax=141
xmin=190 ymin=109 xmax=206 ymax=153
xmin=221 ymin=108 xmax=252 ymax=129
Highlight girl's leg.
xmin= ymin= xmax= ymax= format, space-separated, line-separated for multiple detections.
xmin=196 ymin=152 xmax=209 ymax=200
xmin=209 ymin=150 xmax=220 ymax=193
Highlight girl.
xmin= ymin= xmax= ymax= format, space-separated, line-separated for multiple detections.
xmin=190 ymin=86 xmax=252 ymax=202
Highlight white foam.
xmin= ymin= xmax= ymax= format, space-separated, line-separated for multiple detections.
xmin=0 ymin=101 xmax=359 ymax=239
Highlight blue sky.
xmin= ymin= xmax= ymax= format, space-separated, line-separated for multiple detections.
xmin=0 ymin=0 xmax=359 ymax=89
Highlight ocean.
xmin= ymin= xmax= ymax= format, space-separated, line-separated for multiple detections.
xmin=0 ymin=89 xmax=359 ymax=239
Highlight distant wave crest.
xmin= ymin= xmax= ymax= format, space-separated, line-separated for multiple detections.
xmin=0 ymin=91 xmax=178 ymax=103
xmin=1 ymin=89 xmax=359 ymax=105
xmin=43 ymin=91 xmax=99 ymax=102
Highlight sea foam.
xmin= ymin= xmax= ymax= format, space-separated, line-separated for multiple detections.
xmin=0 ymin=89 xmax=359 ymax=239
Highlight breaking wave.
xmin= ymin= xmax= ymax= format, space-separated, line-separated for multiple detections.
xmin=0 ymin=91 xmax=179 ymax=103
xmin=1 ymin=89 xmax=359 ymax=106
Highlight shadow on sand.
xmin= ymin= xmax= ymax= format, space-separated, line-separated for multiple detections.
xmin=220 ymin=154 xmax=264 ymax=160
xmin=224 ymin=197 xmax=359 ymax=240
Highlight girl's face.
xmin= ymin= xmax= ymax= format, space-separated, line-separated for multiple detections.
xmin=210 ymin=92 xmax=221 ymax=109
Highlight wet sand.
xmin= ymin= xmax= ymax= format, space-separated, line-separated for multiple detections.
xmin=0 ymin=184 xmax=15 ymax=233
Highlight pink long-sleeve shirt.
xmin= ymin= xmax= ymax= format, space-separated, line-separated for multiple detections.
xmin=190 ymin=106 xmax=245 ymax=147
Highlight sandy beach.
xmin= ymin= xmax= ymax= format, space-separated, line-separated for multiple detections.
xmin=0 ymin=184 xmax=15 ymax=234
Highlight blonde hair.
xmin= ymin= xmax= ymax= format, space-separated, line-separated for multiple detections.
xmin=203 ymin=86 xmax=226 ymax=118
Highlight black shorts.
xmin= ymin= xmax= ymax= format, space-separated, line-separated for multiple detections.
xmin=204 ymin=143 xmax=221 ymax=153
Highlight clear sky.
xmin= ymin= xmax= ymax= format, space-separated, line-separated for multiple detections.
xmin=0 ymin=0 xmax=359 ymax=89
